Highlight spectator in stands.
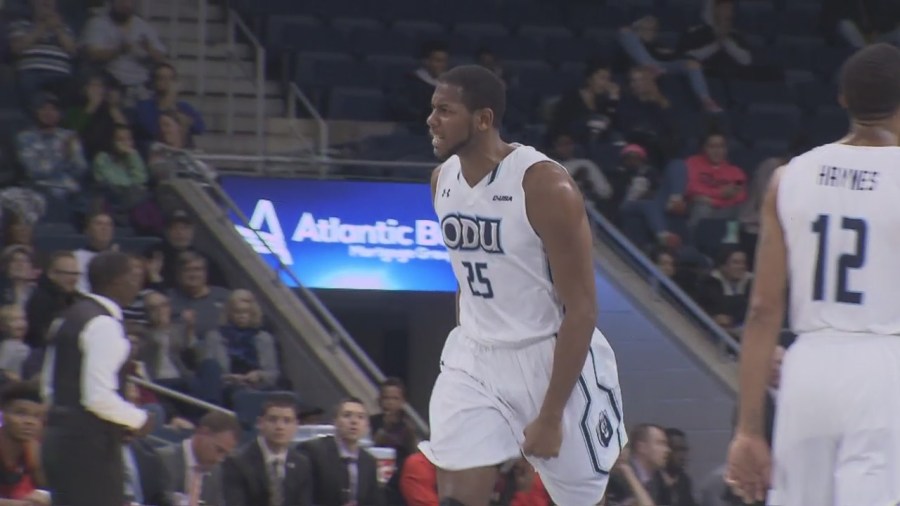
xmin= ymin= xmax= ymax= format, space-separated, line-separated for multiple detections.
xmin=820 ymin=0 xmax=900 ymax=48
xmin=399 ymin=451 xmax=437 ymax=505
xmin=134 ymin=63 xmax=205 ymax=146
xmin=24 ymin=250 xmax=80 ymax=348
xmin=618 ymin=15 xmax=721 ymax=112
xmin=7 ymin=0 xmax=76 ymax=105
xmin=145 ymin=209 xmax=227 ymax=289
xmin=121 ymin=253 xmax=165 ymax=327
xmin=16 ymin=92 xmax=88 ymax=201
xmin=140 ymin=290 xmax=198 ymax=384
xmin=299 ymin=397 xmax=382 ymax=506
xmin=0 ymin=305 xmax=31 ymax=381
xmin=475 ymin=47 xmax=513 ymax=86
xmin=202 ymin=289 xmax=278 ymax=408
xmin=491 ymin=459 xmax=551 ymax=506
xmin=223 ymin=392 xmax=313 ymax=506
xmin=607 ymin=424 xmax=670 ymax=505
xmin=81 ymin=0 xmax=167 ymax=105
xmin=662 ymin=428 xmax=697 ymax=506
xmin=73 ymin=211 xmax=115 ymax=293
xmin=0 ymin=382 xmax=49 ymax=504
xmin=617 ymin=66 xmax=677 ymax=163
xmin=549 ymin=131 xmax=614 ymax=218
xmin=551 ymin=60 xmax=620 ymax=146
xmin=0 ymin=245 xmax=36 ymax=307
xmin=390 ymin=40 xmax=448 ymax=127
xmin=697 ymin=246 xmax=752 ymax=333
xmin=683 ymin=131 xmax=747 ymax=229
xmin=122 ymin=438 xmax=171 ymax=506
xmin=168 ymin=250 xmax=229 ymax=338
xmin=158 ymin=411 xmax=242 ymax=506
xmin=63 ymin=74 xmax=130 ymax=160
xmin=92 ymin=124 xmax=151 ymax=222
xmin=371 ymin=377 xmax=418 ymax=504
xmin=0 ymin=212 xmax=37 ymax=255
xmin=147 ymin=112 xmax=218 ymax=184
xmin=613 ymin=143 xmax=680 ymax=249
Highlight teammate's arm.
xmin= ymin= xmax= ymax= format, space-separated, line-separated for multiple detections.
xmin=727 ymin=166 xmax=787 ymax=502
xmin=524 ymin=162 xmax=597 ymax=427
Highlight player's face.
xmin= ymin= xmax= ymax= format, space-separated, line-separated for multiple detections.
xmin=2 ymin=400 xmax=43 ymax=442
xmin=428 ymin=83 xmax=475 ymax=161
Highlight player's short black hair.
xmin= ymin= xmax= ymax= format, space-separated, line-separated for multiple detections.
xmin=839 ymin=43 xmax=900 ymax=122
xmin=0 ymin=381 xmax=41 ymax=408
xmin=437 ymin=64 xmax=506 ymax=126
xmin=87 ymin=251 xmax=132 ymax=293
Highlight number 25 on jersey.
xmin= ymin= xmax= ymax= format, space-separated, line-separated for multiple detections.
xmin=811 ymin=214 xmax=867 ymax=304
xmin=462 ymin=261 xmax=493 ymax=299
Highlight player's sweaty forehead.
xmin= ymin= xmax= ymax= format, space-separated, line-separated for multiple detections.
xmin=431 ymin=83 xmax=466 ymax=110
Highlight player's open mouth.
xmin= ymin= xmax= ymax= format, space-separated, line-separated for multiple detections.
xmin=431 ymin=134 xmax=443 ymax=147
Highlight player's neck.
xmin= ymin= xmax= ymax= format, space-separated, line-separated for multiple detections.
xmin=841 ymin=123 xmax=900 ymax=147
xmin=458 ymin=133 xmax=514 ymax=185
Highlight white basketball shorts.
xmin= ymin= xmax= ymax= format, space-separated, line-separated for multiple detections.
xmin=772 ymin=331 xmax=900 ymax=506
xmin=419 ymin=326 xmax=626 ymax=506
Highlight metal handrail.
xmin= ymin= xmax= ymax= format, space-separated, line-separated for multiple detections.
xmin=225 ymin=6 xmax=266 ymax=162
xmin=193 ymin=153 xmax=435 ymax=169
xmin=129 ymin=375 xmax=235 ymax=416
xmin=585 ymin=206 xmax=741 ymax=354
xmin=173 ymin=154 xmax=431 ymax=436
xmin=288 ymin=82 xmax=329 ymax=162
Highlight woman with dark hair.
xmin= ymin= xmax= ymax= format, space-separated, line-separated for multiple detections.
xmin=0 ymin=246 xmax=36 ymax=307
xmin=697 ymin=245 xmax=753 ymax=335
xmin=63 ymin=73 xmax=129 ymax=160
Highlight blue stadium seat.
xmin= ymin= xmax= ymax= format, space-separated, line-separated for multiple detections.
xmin=274 ymin=25 xmax=348 ymax=54
xmin=737 ymin=112 xmax=799 ymax=144
xmin=808 ymin=108 xmax=848 ymax=145
xmin=481 ymin=36 xmax=542 ymax=61
xmin=351 ymin=29 xmax=416 ymax=58
xmin=453 ymin=22 xmax=510 ymax=40
xmin=308 ymin=59 xmax=378 ymax=88
xmin=331 ymin=17 xmax=384 ymax=35
xmin=294 ymin=52 xmax=354 ymax=87
xmin=435 ymin=0 xmax=500 ymax=24
xmin=776 ymin=5 xmax=820 ymax=36
xmin=517 ymin=25 xmax=575 ymax=44
xmin=793 ymin=81 xmax=839 ymax=112
xmin=505 ymin=3 xmax=564 ymax=27
xmin=392 ymin=20 xmax=447 ymax=42
xmin=544 ymin=37 xmax=593 ymax=65
xmin=365 ymin=55 xmax=418 ymax=88
xmin=327 ymin=87 xmax=388 ymax=121
xmin=809 ymin=46 xmax=855 ymax=81
xmin=745 ymin=103 xmax=802 ymax=123
xmin=729 ymin=81 xmax=793 ymax=107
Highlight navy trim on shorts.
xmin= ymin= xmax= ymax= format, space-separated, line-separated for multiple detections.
xmin=576 ymin=375 xmax=607 ymax=475
xmin=588 ymin=347 xmax=623 ymax=424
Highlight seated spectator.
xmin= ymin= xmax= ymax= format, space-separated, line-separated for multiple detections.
xmin=7 ymin=0 xmax=76 ymax=105
xmin=140 ymin=290 xmax=199 ymax=386
xmin=0 ymin=190 xmax=46 ymax=256
xmin=0 ymin=382 xmax=49 ymax=505
xmin=24 ymin=250 xmax=80 ymax=348
xmin=491 ymin=459 xmax=550 ymax=506
xmin=145 ymin=209 xmax=227 ymax=289
xmin=390 ymin=41 xmax=448 ymax=128
xmin=549 ymin=131 xmax=614 ymax=218
xmin=81 ymin=0 xmax=166 ymax=105
xmin=16 ymin=92 xmax=87 ymax=202
xmin=0 ymin=209 xmax=39 ymax=256
xmin=550 ymin=60 xmax=620 ymax=146
xmin=223 ymin=393 xmax=312 ymax=506
xmin=683 ymin=131 xmax=747 ymax=229
xmin=134 ymin=63 xmax=205 ymax=147
xmin=72 ymin=211 xmax=115 ymax=293
xmin=697 ymin=246 xmax=753 ymax=332
xmin=613 ymin=144 xmax=676 ymax=248
xmin=399 ymin=451 xmax=437 ymax=506
xmin=147 ymin=111 xmax=218 ymax=184
xmin=475 ymin=47 xmax=516 ymax=88
xmin=0 ymin=246 xmax=36 ymax=307
xmin=618 ymin=15 xmax=720 ymax=112
xmin=371 ymin=378 xmax=418 ymax=504
xmin=121 ymin=437 xmax=171 ymax=506
xmin=606 ymin=424 xmax=670 ymax=505
xmin=617 ymin=67 xmax=677 ymax=163
xmin=203 ymin=289 xmax=279 ymax=405
xmin=157 ymin=411 xmax=242 ymax=506
xmin=661 ymin=428 xmax=697 ymax=506
xmin=122 ymin=253 xmax=166 ymax=327
xmin=299 ymin=397 xmax=382 ymax=506
xmin=92 ymin=125 xmax=151 ymax=221
xmin=168 ymin=251 xmax=229 ymax=338
xmin=0 ymin=306 xmax=31 ymax=381
xmin=63 ymin=74 xmax=130 ymax=160
xmin=820 ymin=0 xmax=900 ymax=48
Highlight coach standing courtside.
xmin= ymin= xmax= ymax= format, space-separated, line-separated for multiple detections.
xmin=40 ymin=251 xmax=154 ymax=506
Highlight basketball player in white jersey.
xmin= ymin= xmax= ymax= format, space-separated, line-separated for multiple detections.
xmin=418 ymin=64 xmax=625 ymax=506
xmin=726 ymin=43 xmax=900 ymax=506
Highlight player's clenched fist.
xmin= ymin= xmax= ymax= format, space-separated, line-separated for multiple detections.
xmin=522 ymin=416 xmax=563 ymax=459
xmin=725 ymin=432 xmax=771 ymax=504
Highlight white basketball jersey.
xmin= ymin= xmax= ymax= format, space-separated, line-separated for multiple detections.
xmin=434 ymin=145 xmax=564 ymax=345
xmin=779 ymin=143 xmax=900 ymax=335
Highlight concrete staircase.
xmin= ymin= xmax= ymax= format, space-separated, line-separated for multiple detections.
xmin=143 ymin=0 xmax=309 ymax=167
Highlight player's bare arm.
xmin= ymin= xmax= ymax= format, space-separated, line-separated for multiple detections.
xmin=727 ymin=166 xmax=787 ymax=503
xmin=522 ymin=161 xmax=598 ymax=458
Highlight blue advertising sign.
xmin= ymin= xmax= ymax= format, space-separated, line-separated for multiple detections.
xmin=220 ymin=176 xmax=456 ymax=292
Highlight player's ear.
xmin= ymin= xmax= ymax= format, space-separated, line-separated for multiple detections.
xmin=475 ymin=108 xmax=494 ymax=132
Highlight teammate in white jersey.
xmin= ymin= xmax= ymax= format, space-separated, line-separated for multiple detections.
xmin=418 ymin=64 xmax=625 ymax=506
xmin=727 ymin=43 xmax=900 ymax=506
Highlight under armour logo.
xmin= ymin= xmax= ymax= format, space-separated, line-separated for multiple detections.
xmin=441 ymin=189 xmax=451 ymax=198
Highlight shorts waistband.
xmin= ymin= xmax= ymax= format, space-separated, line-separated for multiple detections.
xmin=463 ymin=332 xmax=555 ymax=350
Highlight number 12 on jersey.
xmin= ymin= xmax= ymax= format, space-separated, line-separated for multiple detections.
xmin=811 ymin=214 xmax=867 ymax=304
xmin=462 ymin=261 xmax=493 ymax=299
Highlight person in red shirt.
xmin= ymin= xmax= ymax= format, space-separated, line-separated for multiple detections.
xmin=684 ymin=131 xmax=747 ymax=228
xmin=0 ymin=381 xmax=49 ymax=505
xmin=400 ymin=452 xmax=550 ymax=506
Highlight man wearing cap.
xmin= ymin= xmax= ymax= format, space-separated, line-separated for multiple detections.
xmin=143 ymin=209 xmax=227 ymax=289
xmin=15 ymin=92 xmax=87 ymax=201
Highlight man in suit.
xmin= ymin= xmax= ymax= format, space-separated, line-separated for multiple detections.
xmin=158 ymin=411 xmax=241 ymax=506
xmin=300 ymin=397 xmax=384 ymax=506
xmin=606 ymin=424 xmax=671 ymax=506
xmin=125 ymin=438 xmax=173 ymax=506
xmin=223 ymin=392 xmax=312 ymax=506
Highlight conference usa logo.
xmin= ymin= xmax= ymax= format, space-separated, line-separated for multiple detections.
xmin=440 ymin=213 xmax=504 ymax=254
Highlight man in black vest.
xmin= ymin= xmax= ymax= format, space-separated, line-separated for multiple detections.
xmin=40 ymin=251 xmax=155 ymax=506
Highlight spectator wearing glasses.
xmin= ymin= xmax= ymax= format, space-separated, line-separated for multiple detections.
xmin=24 ymin=251 xmax=81 ymax=348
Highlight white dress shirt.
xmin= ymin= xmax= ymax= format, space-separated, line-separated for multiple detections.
xmin=40 ymin=293 xmax=148 ymax=430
